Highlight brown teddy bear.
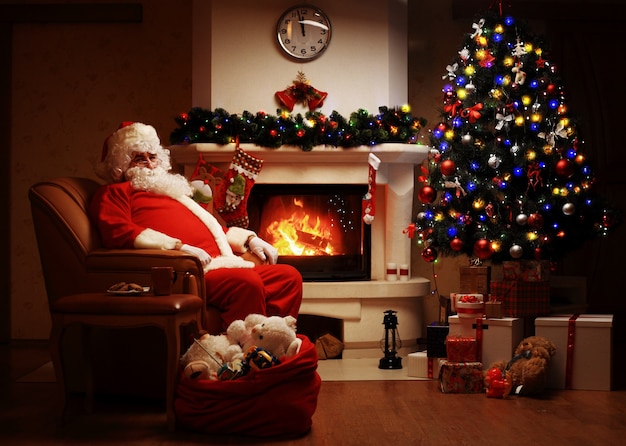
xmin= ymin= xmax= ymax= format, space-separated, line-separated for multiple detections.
xmin=486 ymin=335 xmax=556 ymax=397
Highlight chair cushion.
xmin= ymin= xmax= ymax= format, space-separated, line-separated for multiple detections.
xmin=50 ymin=293 xmax=203 ymax=315
xmin=174 ymin=334 xmax=321 ymax=438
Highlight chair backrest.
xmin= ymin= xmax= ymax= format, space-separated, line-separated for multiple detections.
xmin=29 ymin=177 xmax=103 ymax=303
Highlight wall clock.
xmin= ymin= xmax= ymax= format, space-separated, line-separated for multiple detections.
xmin=276 ymin=5 xmax=332 ymax=61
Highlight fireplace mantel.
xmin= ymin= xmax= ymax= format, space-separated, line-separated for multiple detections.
xmin=168 ymin=142 xmax=432 ymax=354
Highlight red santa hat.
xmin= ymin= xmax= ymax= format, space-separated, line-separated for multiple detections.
xmin=96 ymin=122 xmax=168 ymax=183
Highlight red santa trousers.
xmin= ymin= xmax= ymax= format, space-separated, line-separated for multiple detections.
xmin=204 ymin=263 xmax=303 ymax=331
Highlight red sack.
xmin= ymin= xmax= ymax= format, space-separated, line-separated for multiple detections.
xmin=174 ymin=335 xmax=321 ymax=438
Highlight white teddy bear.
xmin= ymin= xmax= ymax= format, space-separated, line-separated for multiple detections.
xmin=228 ymin=313 xmax=302 ymax=359
xmin=180 ymin=332 xmax=243 ymax=380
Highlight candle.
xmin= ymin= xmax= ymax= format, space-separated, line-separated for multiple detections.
xmin=386 ymin=262 xmax=398 ymax=281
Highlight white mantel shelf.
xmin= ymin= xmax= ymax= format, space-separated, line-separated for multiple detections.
xmin=169 ymin=143 xmax=430 ymax=166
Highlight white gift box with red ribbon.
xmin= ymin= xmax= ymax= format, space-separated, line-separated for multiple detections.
xmin=535 ymin=314 xmax=613 ymax=391
xmin=451 ymin=293 xmax=485 ymax=318
xmin=449 ymin=315 xmax=524 ymax=369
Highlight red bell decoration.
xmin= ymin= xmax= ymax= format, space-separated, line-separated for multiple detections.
xmin=275 ymin=90 xmax=297 ymax=112
xmin=417 ymin=185 xmax=436 ymax=203
xmin=421 ymin=247 xmax=438 ymax=262
xmin=555 ymin=159 xmax=575 ymax=178
xmin=473 ymin=239 xmax=493 ymax=259
xmin=450 ymin=237 xmax=464 ymax=251
xmin=439 ymin=159 xmax=457 ymax=176
xmin=307 ymin=88 xmax=328 ymax=110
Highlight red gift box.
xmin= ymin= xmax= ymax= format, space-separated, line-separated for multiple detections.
xmin=445 ymin=334 xmax=477 ymax=362
xmin=438 ymin=361 xmax=484 ymax=393
xmin=490 ymin=280 xmax=550 ymax=317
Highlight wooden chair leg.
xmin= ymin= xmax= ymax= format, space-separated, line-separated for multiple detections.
xmin=165 ymin=318 xmax=180 ymax=432
xmin=49 ymin=317 xmax=66 ymax=427
xmin=81 ymin=325 xmax=94 ymax=414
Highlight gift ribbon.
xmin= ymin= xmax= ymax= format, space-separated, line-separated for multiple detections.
xmin=474 ymin=317 xmax=485 ymax=362
xmin=565 ymin=314 xmax=580 ymax=390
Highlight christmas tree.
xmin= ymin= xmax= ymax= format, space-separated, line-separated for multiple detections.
xmin=412 ymin=12 xmax=619 ymax=264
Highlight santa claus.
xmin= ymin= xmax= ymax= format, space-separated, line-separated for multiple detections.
xmin=91 ymin=122 xmax=302 ymax=330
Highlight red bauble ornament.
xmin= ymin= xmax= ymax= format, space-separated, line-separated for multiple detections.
xmin=533 ymin=247 xmax=542 ymax=260
xmin=527 ymin=212 xmax=544 ymax=229
xmin=555 ymin=159 xmax=575 ymax=178
xmin=473 ymin=239 xmax=493 ymax=259
xmin=450 ymin=237 xmax=463 ymax=251
xmin=421 ymin=247 xmax=438 ymax=262
xmin=417 ymin=185 xmax=436 ymax=203
xmin=440 ymin=159 xmax=457 ymax=176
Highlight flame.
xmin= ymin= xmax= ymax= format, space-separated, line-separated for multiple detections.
xmin=265 ymin=199 xmax=338 ymax=256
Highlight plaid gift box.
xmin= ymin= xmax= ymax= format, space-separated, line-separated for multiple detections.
xmin=438 ymin=361 xmax=484 ymax=393
xmin=490 ymin=280 xmax=550 ymax=317
xmin=502 ymin=260 xmax=551 ymax=282
xmin=426 ymin=323 xmax=449 ymax=358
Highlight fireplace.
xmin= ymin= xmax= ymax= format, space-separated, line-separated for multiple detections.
xmin=169 ymin=142 xmax=431 ymax=357
xmin=248 ymin=184 xmax=370 ymax=281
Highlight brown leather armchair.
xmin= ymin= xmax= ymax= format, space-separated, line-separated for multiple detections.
xmin=28 ymin=177 xmax=222 ymax=333
xmin=29 ymin=177 xmax=226 ymax=429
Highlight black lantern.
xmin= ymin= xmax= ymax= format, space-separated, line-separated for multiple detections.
xmin=379 ymin=309 xmax=402 ymax=369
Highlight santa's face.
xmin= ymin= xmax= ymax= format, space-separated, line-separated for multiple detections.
xmin=125 ymin=153 xmax=193 ymax=198
xmin=129 ymin=151 xmax=160 ymax=170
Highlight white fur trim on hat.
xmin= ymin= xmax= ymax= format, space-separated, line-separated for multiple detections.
xmin=107 ymin=122 xmax=161 ymax=157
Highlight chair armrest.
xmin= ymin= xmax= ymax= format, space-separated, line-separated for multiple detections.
xmin=86 ymin=248 xmax=206 ymax=297
xmin=87 ymin=248 xmax=204 ymax=274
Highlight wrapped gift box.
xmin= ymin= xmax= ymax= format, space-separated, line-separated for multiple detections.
xmin=450 ymin=293 xmax=485 ymax=319
xmin=426 ymin=323 xmax=449 ymax=358
xmin=459 ymin=266 xmax=491 ymax=294
xmin=490 ymin=280 xmax=550 ymax=317
xmin=446 ymin=335 xmax=477 ymax=362
xmin=484 ymin=301 xmax=502 ymax=318
xmin=438 ymin=361 xmax=484 ymax=393
xmin=407 ymin=351 xmax=445 ymax=379
xmin=535 ymin=314 xmax=613 ymax=391
xmin=449 ymin=315 xmax=524 ymax=369
xmin=502 ymin=260 xmax=551 ymax=282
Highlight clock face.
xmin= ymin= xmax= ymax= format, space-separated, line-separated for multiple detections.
xmin=276 ymin=5 xmax=332 ymax=61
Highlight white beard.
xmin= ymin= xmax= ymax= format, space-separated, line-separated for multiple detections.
xmin=126 ymin=166 xmax=193 ymax=198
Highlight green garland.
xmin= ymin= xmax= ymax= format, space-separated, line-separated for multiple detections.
xmin=169 ymin=106 xmax=427 ymax=151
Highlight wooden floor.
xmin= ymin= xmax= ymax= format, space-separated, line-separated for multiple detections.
xmin=2 ymin=340 xmax=625 ymax=446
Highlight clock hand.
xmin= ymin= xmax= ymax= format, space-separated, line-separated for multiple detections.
xmin=298 ymin=11 xmax=306 ymax=36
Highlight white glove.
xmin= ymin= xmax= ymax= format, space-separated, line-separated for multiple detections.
xmin=248 ymin=237 xmax=278 ymax=264
xmin=180 ymin=244 xmax=212 ymax=269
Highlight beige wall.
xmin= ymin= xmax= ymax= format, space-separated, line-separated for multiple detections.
xmin=10 ymin=0 xmax=193 ymax=338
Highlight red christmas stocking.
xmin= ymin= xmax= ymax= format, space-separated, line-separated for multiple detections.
xmin=362 ymin=153 xmax=381 ymax=225
xmin=214 ymin=145 xmax=264 ymax=228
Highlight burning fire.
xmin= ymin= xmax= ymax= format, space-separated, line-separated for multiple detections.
xmin=266 ymin=199 xmax=338 ymax=256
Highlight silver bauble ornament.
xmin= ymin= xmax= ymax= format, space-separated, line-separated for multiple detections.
xmin=462 ymin=133 xmax=474 ymax=145
xmin=510 ymin=145 xmax=520 ymax=155
xmin=562 ymin=203 xmax=576 ymax=215
xmin=509 ymin=244 xmax=523 ymax=259
xmin=516 ymin=213 xmax=528 ymax=226
xmin=488 ymin=154 xmax=501 ymax=169
xmin=416 ymin=212 xmax=426 ymax=221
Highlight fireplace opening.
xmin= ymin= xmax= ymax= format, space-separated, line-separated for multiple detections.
xmin=247 ymin=184 xmax=371 ymax=281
